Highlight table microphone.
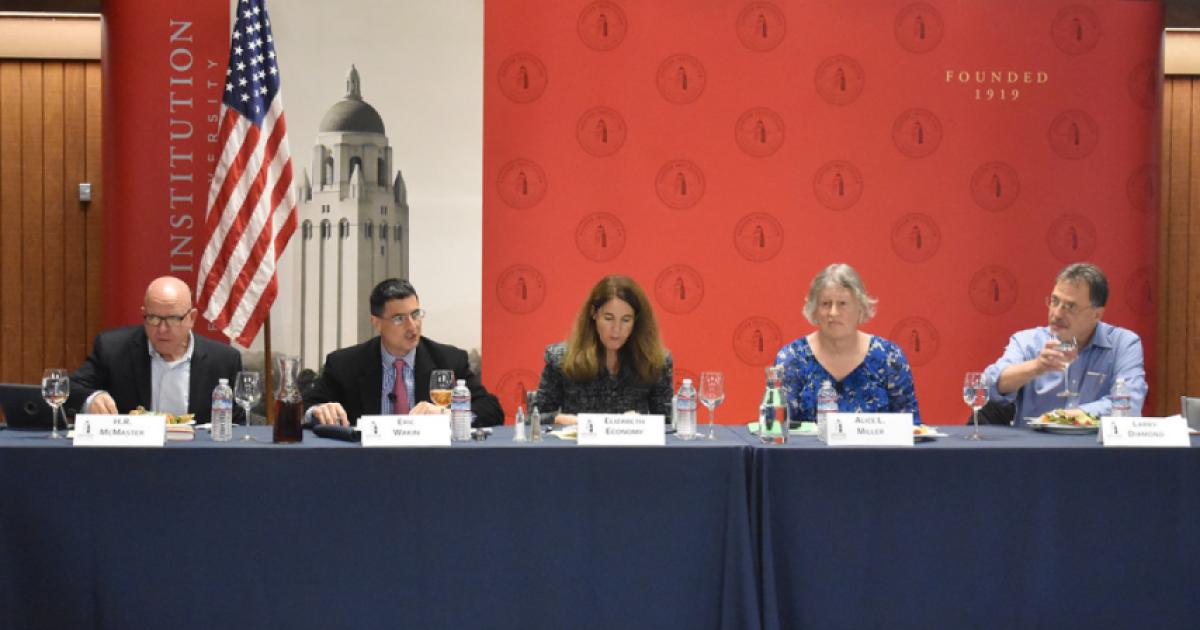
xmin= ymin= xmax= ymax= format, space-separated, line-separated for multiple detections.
xmin=312 ymin=424 xmax=360 ymax=442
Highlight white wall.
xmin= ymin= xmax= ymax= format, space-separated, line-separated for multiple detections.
xmin=255 ymin=0 xmax=483 ymax=357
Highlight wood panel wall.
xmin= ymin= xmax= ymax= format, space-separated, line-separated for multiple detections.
xmin=0 ymin=60 xmax=103 ymax=385
xmin=1159 ymin=76 xmax=1200 ymax=416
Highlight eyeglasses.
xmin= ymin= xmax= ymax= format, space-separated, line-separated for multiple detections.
xmin=382 ymin=309 xmax=425 ymax=326
xmin=1045 ymin=295 xmax=1088 ymax=315
xmin=144 ymin=312 xmax=190 ymax=327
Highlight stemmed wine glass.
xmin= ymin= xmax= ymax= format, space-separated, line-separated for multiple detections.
xmin=698 ymin=371 xmax=725 ymax=440
xmin=233 ymin=370 xmax=261 ymax=441
xmin=1056 ymin=336 xmax=1078 ymax=398
xmin=962 ymin=371 xmax=989 ymax=441
xmin=429 ymin=370 xmax=455 ymax=412
xmin=41 ymin=368 xmax=69 ymax=439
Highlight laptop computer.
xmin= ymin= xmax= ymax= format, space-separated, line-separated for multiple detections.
xmin=0 ymin=383 xmax=55 ymax=429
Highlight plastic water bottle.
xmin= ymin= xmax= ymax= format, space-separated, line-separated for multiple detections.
xmin=816 ymin=380 xmax=838 ymax=442
xmin=676 ymin=379 xmax=697 ymax=439
xmin=525 ymin=391 xmax=542 ymax=443
xmin=1110 ymin=378 xmax=1131 ymax=417
xmin=211 ymin=378 xmax=234 ymax=442
xmin=513 ymin=406 xmax=527 ymax=442
xmin=529 ymin=404 xmax=542 ymax=443
xmin=450 ymin=379 xmax=472 ymax=441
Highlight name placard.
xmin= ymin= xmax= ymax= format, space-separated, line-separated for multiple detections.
xmin=577 ymin=414 xmax=665 ymax=446
xmin=359 ymin=415 xmax=451 ymax=447
xmin=825 ymin=413 xmax=914 ymax=447
xmin=1100 ymin=417 xmax=1191 ymax=448
xmin=73 ymin=414 xmax=166 ymax=447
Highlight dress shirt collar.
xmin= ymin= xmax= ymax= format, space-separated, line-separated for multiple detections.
xmin=1088 ymin=321 xmax=1115 ymax=350
xmin=381 ymin=340 xmax=416 ymax=369
xmin=1049 ymin=322 xmax=1114 ymax=351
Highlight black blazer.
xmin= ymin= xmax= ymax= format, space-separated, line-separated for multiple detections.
xmin=304 ymin=335 xmax=504 ymax=427
xmin=67 ymin=326 xmax=244 ymax=424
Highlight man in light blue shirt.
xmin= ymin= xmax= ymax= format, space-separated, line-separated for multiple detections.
xmin=984 ymin=263 xmax=1146 ymax=425
xmin=68 ymin=276 xmax=244 ymax=424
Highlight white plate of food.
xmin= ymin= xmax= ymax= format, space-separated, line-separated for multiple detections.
xmin=129 ymin=407 xmax=196 ymax=425
xmin=1026 ymin=410 xmax=1100 ymax=434
xmin=913 ymin=425 xmax=948 ymax=441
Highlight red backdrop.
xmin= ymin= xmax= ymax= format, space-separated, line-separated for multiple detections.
xmin=482 ymin=0 xmax=1163 ymax=424
xmin=103 ymin=1 xmax=229 ymax=332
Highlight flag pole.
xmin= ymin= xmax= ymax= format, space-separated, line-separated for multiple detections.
xmin=263 ymin=316 xmax=275 ymax=425
xmin=197 ymin=0 xmax=295 ymax=424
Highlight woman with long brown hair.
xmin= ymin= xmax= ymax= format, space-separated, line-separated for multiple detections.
xmin=536 ymin=275 xmax=673 ymax=425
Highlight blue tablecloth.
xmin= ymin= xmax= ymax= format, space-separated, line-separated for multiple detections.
xmin=2 ymin=423 xmax=1198 ymax=629
xmin=0 ymin=425 xmax=758 ymax=630
xmin=749 ymin=425 xmax=1200 ymax=630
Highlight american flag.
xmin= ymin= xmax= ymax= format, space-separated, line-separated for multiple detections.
xmin=196 ymin=0 xmax=296 ymax=347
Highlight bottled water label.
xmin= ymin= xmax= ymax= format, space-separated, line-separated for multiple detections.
xmin=212 ymin=402 xmax=233 ymax=441
xmin=816 ymin=381 xmax=838 ymax=443
xmin=212 ymin=379 xmax=234 ymax=442
xmin=450 ymin=379 xmax=472 ymax=441
xmin=676 ymin=404 xmax=696 ymax=438
xmin=676 ymin=379 xmax=697 ymax=439
xmin=1110 ymin=379 xmax=1131 ymax=417
xmin=451 ymin=408 xmax=471 ymax=441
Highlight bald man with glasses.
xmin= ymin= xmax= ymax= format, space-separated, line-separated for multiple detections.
xmin=304 ymin=278 xmax=504 ymax=427
xmin=983 ymin=262 xmax=1146 ymax=425
xmin=68 ymin=276 xmax=243 ymax=423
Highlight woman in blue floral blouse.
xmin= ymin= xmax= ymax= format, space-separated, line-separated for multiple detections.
xmin=775 ymin=263 xmax=922 ymax=424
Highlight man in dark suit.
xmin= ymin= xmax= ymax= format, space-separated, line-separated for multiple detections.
xmin=305 ymin=278 xmax=503 ymax=427
xmin=68 ymin=276 xmax=243 ymax=424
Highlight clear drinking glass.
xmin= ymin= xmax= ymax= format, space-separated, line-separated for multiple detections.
xmin=1056 ymin=336 xmax=1078 ymax=398
xmin=233 ymin=370 xmax=262 ymax=441
xmin=698 ymin=371 xmax=725 ymax=440
xmin=41 ymin=368 xmax=69 ymax=439
xmin=962 ymin=371 xmax=989 ymax=441
xmin=429 ymin=370 xmax=455 ymax=411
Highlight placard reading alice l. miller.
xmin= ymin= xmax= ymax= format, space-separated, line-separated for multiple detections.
xmin=578 ymin=414 xmax=665 ymax=446
xmin=825 ymin=413 xmax=914 ymax=447
xmin=359 ymin=416 xmax=452 ymax=447
xmin=1100 ymin=417 xmax=1191 ymax=448
xmin=73 ymin=415 xmax=166 ymax=447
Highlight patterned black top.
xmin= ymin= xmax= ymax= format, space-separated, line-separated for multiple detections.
xmin=536 ymin=342 xmax=674 ymax=418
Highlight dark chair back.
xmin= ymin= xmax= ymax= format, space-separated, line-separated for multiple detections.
xmin=967 ymin=400 xmax=1016 ymax=426
xmin=1181 ymin=396 xmax=1200 ymax=430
